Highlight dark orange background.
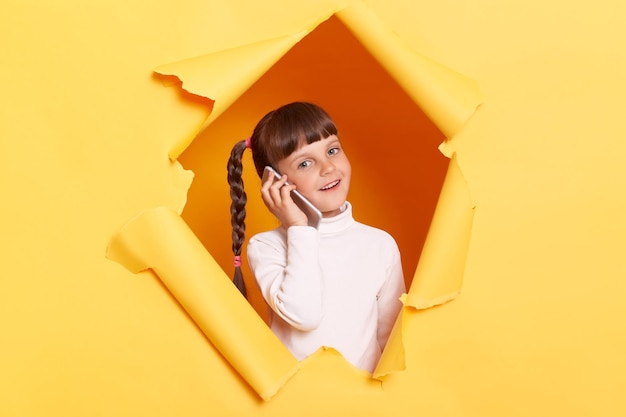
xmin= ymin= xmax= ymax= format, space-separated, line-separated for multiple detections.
xmin=179 ymin=17 xmax=448 ymax=319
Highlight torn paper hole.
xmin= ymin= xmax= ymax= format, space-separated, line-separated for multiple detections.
xmin=106 ymin=0 xmax=480 ymax=400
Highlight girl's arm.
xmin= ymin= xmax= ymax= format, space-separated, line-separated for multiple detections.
xmin=376 ymin=247 xmax=406 ymax=349
xmin=247 ymin=227 xmax=323 ymax=331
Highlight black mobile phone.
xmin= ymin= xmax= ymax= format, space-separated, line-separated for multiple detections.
xmin=262 ymin=166 xmax=322 ymax=229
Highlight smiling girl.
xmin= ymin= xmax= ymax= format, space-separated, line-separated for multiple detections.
xmin=226 ymin=102 xmax=405 ymax=373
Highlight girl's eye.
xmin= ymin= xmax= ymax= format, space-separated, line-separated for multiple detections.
xmin=298 ymin=160 xmax=312 ymax=169
xmin=328 ymin=147 xmax=340 ymax=156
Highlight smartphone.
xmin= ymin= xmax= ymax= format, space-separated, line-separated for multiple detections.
xmin=262 ymin=166 xmax=322 ymax=229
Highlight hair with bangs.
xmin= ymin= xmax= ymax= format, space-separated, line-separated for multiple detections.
xmin=250 ymin=102 xmax=338 ymax=177
xmin=226 ymin=102 xmax=338 ymax=297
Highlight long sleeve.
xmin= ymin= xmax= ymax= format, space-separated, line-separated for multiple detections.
xmin=247 ymin=226 xmax=324 ymax=331
xmin=247 ymin=202 xmax=405 ymax=372
xmin=375 ymin=243 xmax=406 ymax=350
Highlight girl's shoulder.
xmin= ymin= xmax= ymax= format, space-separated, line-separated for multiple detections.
xmin=247 ymin=227 xmax=286 ymax=261
xmin=248 ymin=225 xmax=318 ymax=259
xmin=348 ymin=222 xmax=401 ymax=265
xmin=352 ymin=221 xmax=399 ymax=249
xmin=248 ymin=225 xmax=316 ymax=248
xmin=249 ymin=226 xmax=285 ymax=245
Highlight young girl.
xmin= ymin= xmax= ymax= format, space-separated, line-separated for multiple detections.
xmin=227 ymin=102 xmax=405 ymax=373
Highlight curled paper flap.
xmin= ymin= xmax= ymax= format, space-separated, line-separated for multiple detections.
xmin=375 ymin=155 xmax=474 ymax=376
xmin=106 ymin=207 xmax=299 ymax=400
xmin=336 ymin=1 xmax=482 ymax=139
xmin=405 ymin=154 xmax=475 ymax=309
xmin=155 ymin=32 xmax=309 ymax=159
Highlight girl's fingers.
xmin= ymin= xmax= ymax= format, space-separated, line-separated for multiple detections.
xmin=260 ymin=174 xmax=307 ymax=226
xmin=261 ymin=172 xmax=280 ymax=193
xmin=262 ymin=174 xmax=290 ymax=207
xmin=280 ymin=183 xmax=296 ymax=203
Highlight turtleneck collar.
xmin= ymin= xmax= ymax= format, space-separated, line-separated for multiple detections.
xmin=318 ymin=201 xmax=355 ymax=234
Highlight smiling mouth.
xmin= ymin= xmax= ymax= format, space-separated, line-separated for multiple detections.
xmin=320 ymin=180 xmax=340 ymax=190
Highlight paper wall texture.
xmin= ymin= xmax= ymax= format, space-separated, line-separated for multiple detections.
xmin=2 ymin=0 xmax=625 ymax=416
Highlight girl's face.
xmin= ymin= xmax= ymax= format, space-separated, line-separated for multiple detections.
xmin=276 ymin=134 xmax=351 ymax=218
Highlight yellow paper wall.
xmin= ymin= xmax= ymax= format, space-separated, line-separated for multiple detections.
xmin=2 ymin=1 xmax=625 ymax=416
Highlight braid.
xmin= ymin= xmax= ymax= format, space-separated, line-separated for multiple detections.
xmin=227 ymin=140 xmax=248 ymax=297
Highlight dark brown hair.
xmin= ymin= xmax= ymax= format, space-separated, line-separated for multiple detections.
xmin=226 ymin=102 xmax=338 ymax=296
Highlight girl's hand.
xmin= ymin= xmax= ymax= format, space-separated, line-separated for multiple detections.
xmin=261 ymin=173 xmax=309 ymax=227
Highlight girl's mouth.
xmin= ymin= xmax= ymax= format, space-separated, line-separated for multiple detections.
xmin=320 ymin=180 xmax=340 ymax=191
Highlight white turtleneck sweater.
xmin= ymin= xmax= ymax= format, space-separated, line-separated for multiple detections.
xmin=247 ymin=202 xmax=405 ymax=373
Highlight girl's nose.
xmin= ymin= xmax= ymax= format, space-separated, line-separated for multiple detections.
xmin=320 ymin=160 xmax=336 ymax=175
